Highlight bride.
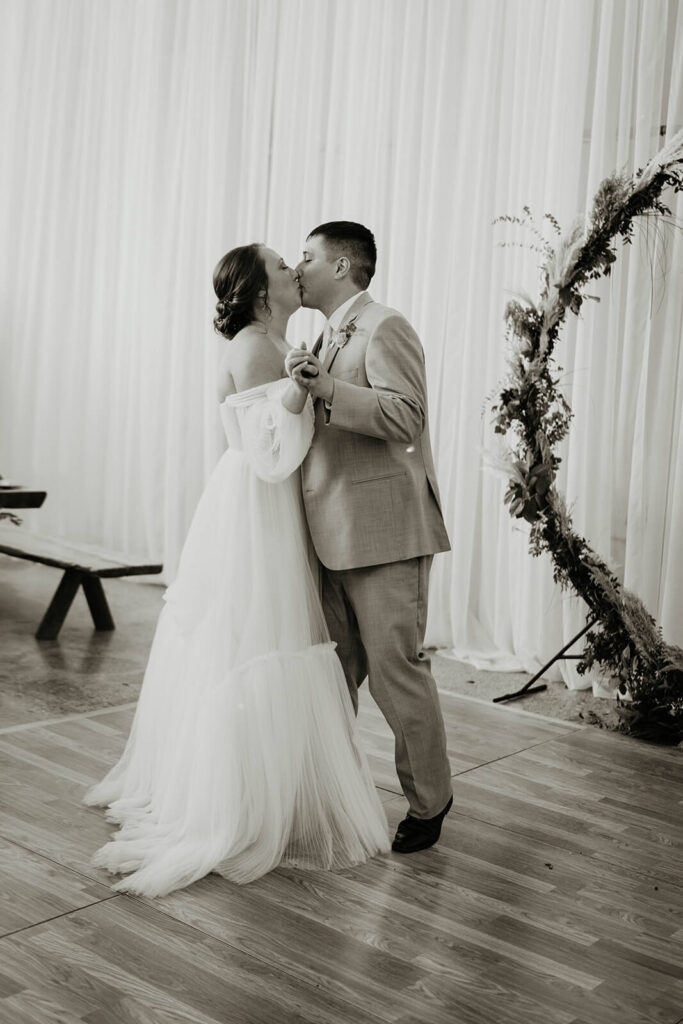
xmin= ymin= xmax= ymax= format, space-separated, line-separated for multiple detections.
xmin=84 ymin=242 xmax=390 ymax=896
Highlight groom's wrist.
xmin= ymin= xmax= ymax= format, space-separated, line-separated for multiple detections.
xmin=322 ymin=378 xmax=334 ymax=420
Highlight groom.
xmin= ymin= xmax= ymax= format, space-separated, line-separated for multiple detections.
xmin=285 ymin=221 xmax=453 ymax=854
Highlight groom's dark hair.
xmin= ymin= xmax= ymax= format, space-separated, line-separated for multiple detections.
xmin=308 ymin=221 xmax=377 ymax=290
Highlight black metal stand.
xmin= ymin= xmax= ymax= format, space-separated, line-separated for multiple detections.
xmin=492 ymin=615 xmax=598 ymax=704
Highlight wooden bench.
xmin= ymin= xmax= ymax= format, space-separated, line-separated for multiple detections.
xmin=0 ymin=486 xmax=47 ymax=509
xmin=0 ymin=528 xmax=163 ymax=640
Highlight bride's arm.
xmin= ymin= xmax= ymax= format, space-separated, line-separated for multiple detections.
xmin=238 ymin=378 xmax=314 ymax=483
xmin=280 ymin=380 xmax=309 ymax=414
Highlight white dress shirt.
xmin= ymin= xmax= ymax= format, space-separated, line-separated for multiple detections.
xmin=320 ymin=291 xmax=363 ymax=362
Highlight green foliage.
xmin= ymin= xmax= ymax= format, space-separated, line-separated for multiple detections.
xmin=492 ymin=136 xmax=683 ymax=744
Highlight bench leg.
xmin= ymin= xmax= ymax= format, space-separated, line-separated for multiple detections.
xmin=81 ymin=575 xmax=115 ymax=632
xmin=36 ymin=570 xmax=83 ymax=641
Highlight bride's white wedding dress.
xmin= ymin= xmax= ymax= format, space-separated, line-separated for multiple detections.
xmin=85 ymin=379 xmax=389 ymax=896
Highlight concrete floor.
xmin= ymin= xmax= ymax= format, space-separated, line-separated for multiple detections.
xmin=0 ymin=554 xmax=613 ymax=730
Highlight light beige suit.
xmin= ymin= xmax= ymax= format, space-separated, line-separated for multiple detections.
xmin=301 ymin=292 xmax=452 ymax=819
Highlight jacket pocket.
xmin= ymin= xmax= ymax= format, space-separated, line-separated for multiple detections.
xmin=351 ymin=470 xmax=406 ymax=485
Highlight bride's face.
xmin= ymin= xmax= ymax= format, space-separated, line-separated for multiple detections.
xmin=261 ymin=247 xmax=301 ymax=316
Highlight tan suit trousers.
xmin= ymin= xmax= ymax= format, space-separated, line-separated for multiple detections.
xmin=321 ymin=555 xmax=452 ymax=819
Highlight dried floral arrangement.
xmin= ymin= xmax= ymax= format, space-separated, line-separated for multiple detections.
xmin=491 ymin=128 xmax=683 ymax=743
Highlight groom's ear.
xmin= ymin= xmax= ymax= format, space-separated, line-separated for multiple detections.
xmin=335 ymin=256 xmax=351 ymax=279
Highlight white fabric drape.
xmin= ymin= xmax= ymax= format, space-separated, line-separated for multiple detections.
xmin=1 ymin=0 xmax=681 ymax=687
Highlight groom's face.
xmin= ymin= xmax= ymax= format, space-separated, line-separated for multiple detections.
xmin=295 ymin=234 xmax=337 ymax=311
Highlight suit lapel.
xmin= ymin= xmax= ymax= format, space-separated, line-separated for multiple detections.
xmin=312 ymin=331 xmax=324 ymax=359
xmin=324 ymin=341 xmax=341 ymax=374
xmin=323 ymin=292 xmax=373 ymax=374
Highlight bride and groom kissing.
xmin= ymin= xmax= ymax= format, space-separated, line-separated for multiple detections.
xmin=85 ymin=221 xmax=453 ymax=897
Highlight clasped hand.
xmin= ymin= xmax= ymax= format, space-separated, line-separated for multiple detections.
xmin=285 ymin=347 xmax=334 ymax=403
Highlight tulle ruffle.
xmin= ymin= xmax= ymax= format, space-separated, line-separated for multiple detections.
xmin=86 ymin=641 xmax=389 ymax=896
xmin=85 ymin=383 xmax=389 ymax=896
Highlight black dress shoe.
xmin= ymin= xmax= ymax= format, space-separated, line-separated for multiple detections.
xmin=391 ymin=796 xmax=453 ymax=854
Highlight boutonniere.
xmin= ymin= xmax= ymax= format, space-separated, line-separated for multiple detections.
xmin=333 ymin=315 xmax=359 ymax=350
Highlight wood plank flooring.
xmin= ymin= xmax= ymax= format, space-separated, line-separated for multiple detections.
xmin=0 ymin=688 xmax=682 ymax=1024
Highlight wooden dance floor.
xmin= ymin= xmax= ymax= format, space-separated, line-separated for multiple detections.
xmin=1 ymin=683 xmax=682 ymax=1024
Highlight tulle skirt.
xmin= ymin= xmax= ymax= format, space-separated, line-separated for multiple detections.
xmin=85 ymin=449 xmax=389 ymax=896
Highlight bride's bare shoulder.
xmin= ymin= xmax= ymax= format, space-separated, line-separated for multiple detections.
xmin=218 ymin=327 xmax=283 ymax=400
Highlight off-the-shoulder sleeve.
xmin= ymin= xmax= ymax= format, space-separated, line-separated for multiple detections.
xmin=237 ymin=379 xmax=314 ymax=483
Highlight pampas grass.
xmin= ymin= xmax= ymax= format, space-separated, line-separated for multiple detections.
xmin=491 ymin=132 xmax=683 ymax=743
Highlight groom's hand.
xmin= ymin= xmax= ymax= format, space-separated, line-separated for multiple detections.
xmin=285 ymin=346 xmax=316 ymax=380
xmin=286 ymin=348 xmax=334 ymax=403
xmin=290 ymin=351 xmax=334 ymax=403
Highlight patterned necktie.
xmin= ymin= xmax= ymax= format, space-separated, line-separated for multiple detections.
xmin=321 ymin=322 xmax=334 ymax=362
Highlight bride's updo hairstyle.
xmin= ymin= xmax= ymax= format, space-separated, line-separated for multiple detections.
xmin=212 ymin=243 xmax=270 ymax=340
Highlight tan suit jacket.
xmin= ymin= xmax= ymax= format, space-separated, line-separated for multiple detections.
xmin=301 ymin=292 xmax=450 ymax=570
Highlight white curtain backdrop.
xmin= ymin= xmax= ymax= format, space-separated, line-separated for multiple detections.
xmin=1 ymin=0 xmax=681 ymax=688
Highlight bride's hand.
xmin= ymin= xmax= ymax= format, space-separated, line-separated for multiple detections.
xmin=286 ymin=346 xmax=320 ymax=389
xmin=285 ymin=345 xmax=316 ymax=379
xmin=292 ymin=353 xmax=333 ymax=402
